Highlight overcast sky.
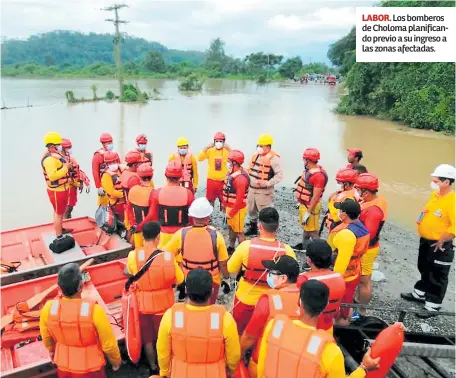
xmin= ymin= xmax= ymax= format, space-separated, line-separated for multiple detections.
xmin=1 ymin=0 xmax=377 ymax=61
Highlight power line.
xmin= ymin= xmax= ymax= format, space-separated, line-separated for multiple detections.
xmin=102 ymin=4 xmax=129 ymax=97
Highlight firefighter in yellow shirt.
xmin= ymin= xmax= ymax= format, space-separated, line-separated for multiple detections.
xmin=401 ymin=164 xmax=455 ymax=318
xmin=39 ymin=263 xmax=121 ymax=377
xmin=168 ymin=137 xmax=199 ymax=193
xmin=157 ymin=268 xmax=240 ymax=378
xmin=197 ymin=132 xmax=231 ymax=207
xmin=257 ymin=280 xmax=380 ymax=378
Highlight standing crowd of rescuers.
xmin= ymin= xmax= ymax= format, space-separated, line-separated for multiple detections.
xmin=40 ymin=130 xmax=454 ymax=377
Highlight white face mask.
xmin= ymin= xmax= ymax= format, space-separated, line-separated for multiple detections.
xmin=66 ymin=148 xmax=72 ymax=155
xmin=109 ymin=164 xmax=119 ymax=171
xmin=257 ymin=146 xmax=264 ymax=155
xmin=430 ymin=181 xmax=440 ymax=191
xmin=227 ymin=162 xmax=232 ymax=171
xmin=354 ymin=189 xmax=361 ymax=200
xmin=56 ymin=145 xmax=63 ymax=153
xmin=215 ymin=141 xmax=224 ymax=150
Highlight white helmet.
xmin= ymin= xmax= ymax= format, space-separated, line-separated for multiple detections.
xmin=188 ymin=197 xmax=214 ymax=218
xmin=431 ymin=164 xmax=455 ymax=180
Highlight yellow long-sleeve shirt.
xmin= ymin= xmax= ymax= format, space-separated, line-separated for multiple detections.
xmin=42 ymin=155 xmax=69 ymax=192
xmin=163 ymin=227 xmax=228 ymax=285
xmin=418 ymin=191 xmax=455 ymax=240
xmin=168 ymin=153 xmax=199 ymax=188
xmin=197 ymin=147 xmax=230 ymax=181
xmin=157 ymin=304 xmax=240 ymax=377
xmin=331 ymin=229 xmax=358 ymax=282
xmin=257 ymin=318 xmax=366 ymax=378
xmin=101 ymin=171 xmax=124 ymax=205
xmin=126 ymin=249 xmax=185 ymax=285
xmin=227 ymin=239 xmax=297 ymax=305
xmin=39 ymin=298 xmax=121 ymax=367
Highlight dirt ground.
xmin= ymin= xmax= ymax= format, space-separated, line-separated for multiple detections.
xmin=109 ymin=188 xmax=455 ymax=377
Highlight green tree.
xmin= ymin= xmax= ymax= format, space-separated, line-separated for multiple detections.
xmin=279 ymin=57 xmax=303 ymax=78
xmin=143 ymin=51 xmax=166 ymax=73
xmin=204 ymin=38 xmax=226 ymax=77
xmin=327 ymin=27 xmax=356 ymax=75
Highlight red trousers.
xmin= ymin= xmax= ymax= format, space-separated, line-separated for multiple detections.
xmin=338 ymin=274 xmax=361 ymax=319
xmin=68 ymin=186 xmax=78 ymax=207
xmin=232 ymin=296 xmax=255 ymax=335
xmin=47 ymin=189 xmax=69 ymax=216
xmin=139 ymin=313 xmax=163 ymax=344
xmin=206 ymin=179 xmax=224 ymax=202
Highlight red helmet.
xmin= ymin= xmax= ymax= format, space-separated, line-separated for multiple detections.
xmin=136 ymin=134 xmax=148 ymax=144
xmin=137 ymin=163 xmax=154 ymax=178
xmin=303 ymin=148 xmax=320 ymax=162
xmin=125 ymin=150 xmax=142 ymax=165
xmin=355 ymin=173 xmax=379 ymax=191
xmin=228 ymin=150 xmax=244 ymax=165
xmin=104 ymin=151 xmax=119 ymax=164
xmin=336 ymin=168 xmax=359 ymax=184
xmin=100 ymin=133 xmax=113 ymax=144
xmin=165 ymin=161 xmax=183 ymax=178
xmin=214 ymin=132 xmax=226 ymax=141
xmin=61 ymin=138 xmax=72 ymax=149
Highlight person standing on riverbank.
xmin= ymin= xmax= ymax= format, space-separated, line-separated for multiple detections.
xmin=42 ymin=132 xmax=71 ymax=237
xmin=401 ymin=164 xmax=455 ymax=318
xmin=347 ymin=148 xmax=363 ymax=169
xmin=353 ymin=173 xmax=388 ymax=321
xmin=198 ymin=132 xmax=231 ymax=207
xmin=169 ymin=137 xmax=198 ymax=193
xmin=93 ymin=133 xmax=116 ymax=207
xmin=135 ymin=134 xmax=153 ymax=165
xmin=245 ymin=134 xmax=283 ymax=236
xmin=295 ymin=148 xmax=328 ymax=250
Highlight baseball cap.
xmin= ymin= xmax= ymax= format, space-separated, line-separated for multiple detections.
xmin=347 ymin=148 xmax=363 ymax=158
xmin=334 ymin=198 xmax=361 ymax=217
xmin=262 ymin=255 xmax=300 ymax=277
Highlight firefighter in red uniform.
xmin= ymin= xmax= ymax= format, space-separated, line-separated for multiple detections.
xmin=61 ymin=137 xmax=91 ymax=219
xmin=128 ymin=163 xmax=155 ymax=248
xmin=346 ymin=148 xmax=363 ymax=168
xmin=297 ymin=239 xmax=345 ymax=334
xmin=295 ymin=148 xmax=328 ymax=250
xmin=136 ymin=161 xmax=194 ymax=248
xmin=92 ymin=133 xmax=116 ymax=206
xmin=240 ymin=256 xmax=301 ymax=378
xmin=223 ymin=150 xmax=250 ymax=255
xmin=353 ymin=173 xmax=388 ymax=320
xmin=135 ymin=134 xmax=153 ymax=164
xmin=120 ymin=150 xmax=142 ymax=232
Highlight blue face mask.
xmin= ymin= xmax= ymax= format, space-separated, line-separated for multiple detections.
xmin=138 ymin=144 xmax=147 ymax=151
xmin=266 ymin=272 xmax=276 ymax=289
xmin=106 ymin=143 xmax=114 ymax=151
xmin=178 ymin=148 xmax=187 ymax=156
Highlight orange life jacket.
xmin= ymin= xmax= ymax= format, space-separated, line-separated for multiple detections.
xmin=129 ymin=184 xmax=154 ymax=225
xmin=94 ymin=148 xmax=109 ymax=177
xmin=326 ymin=188 xmax=356 ymax=229
xmin=120 ymin=170 xmax=140 ymax=197
xmin=137 ymin=148 xmax=153 ymax=164
xmin=295 ymin=166 xmax=328 ymax=207
xmin=174 ymin=151 xmax=193 ymax=185
xmin=47 ymin=299 xmax=106 ymax=374
xmin=104 ymin=169 xmax=126 ymax=204
xmin=263 ymin=315 xmax=334 ymax=378
xmin=67 ymin=155 xmax=81 ymax=184
xmin=170 ymin=303 xmax=226 ymax=378
xmin=181 ymin=226 xmax=219 ymax=277
xmin=243 ymin=238 xmax=287 ymax=285
xmin=248 ymin=151 xmax=279 ymax=182
xmin=222 ymin=169 xmax=250 ymax=207
xmin=251 ymin=289 xmax=300 ymax=364
xmin=298 ymin=270 xmax=346 ymax=331
xmin=158 ymin=186 xmax=190 ymax=227
xmin=41 ymin=151 xmax=70 ymax=189
xmin=361 ymin=196 xmax=388 ymax=247
xmin=135 ymin=249 xmax=176 ymax=314
xmin=330 ymin=221 xmax=370 ymax=280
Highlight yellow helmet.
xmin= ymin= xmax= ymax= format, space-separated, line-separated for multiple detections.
xmin=257 ymin=133 xmax=273 ymax=146
xmin=177 ymin=137 xmax=189 ymax=147
xmin=44 ymin=132 xmax=62 ymax=146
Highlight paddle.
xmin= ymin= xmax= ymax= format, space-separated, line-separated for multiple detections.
xmin=1 ymin=258 xmax=95 ymax=331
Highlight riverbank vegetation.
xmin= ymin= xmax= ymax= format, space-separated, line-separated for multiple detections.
xmin=65 ymin=83 xmax=160 ymax=103
xmin=2 ymin=32 xmax=335 ymax=82
xmin=329 ymin=1 xmax=455 ymax=133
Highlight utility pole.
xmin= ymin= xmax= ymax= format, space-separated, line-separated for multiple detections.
xmin=102 ymin=4 xmax=128 ymax=97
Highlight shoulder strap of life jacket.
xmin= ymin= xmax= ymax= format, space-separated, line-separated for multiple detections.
xmin=125 ymin=249 xmax=164 ymax=291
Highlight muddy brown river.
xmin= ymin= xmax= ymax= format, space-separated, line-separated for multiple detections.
xmin=1 ymin=78 xmax=454 ymax=231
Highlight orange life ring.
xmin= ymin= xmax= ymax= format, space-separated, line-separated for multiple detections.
xmin=366 ymin=322 xmax=404 ymax=378
xmin=122 ymin=288 xmax=142 ymax=363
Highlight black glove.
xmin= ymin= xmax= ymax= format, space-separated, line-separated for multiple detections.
xmin=221 ymin=279 xmax=231 ymax=294
xmin=129 ymin=225 xmax=137 ymax=234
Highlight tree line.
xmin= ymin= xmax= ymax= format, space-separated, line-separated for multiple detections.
xmin=328 ymin=1 xmax=455 ymax=133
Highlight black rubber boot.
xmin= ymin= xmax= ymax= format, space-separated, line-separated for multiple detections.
xmin=244 ymin=221 xmax=258 ymax=237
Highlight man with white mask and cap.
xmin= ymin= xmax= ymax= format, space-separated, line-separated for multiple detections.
xmin=401 ymin=164 xmax=455 ymax=318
